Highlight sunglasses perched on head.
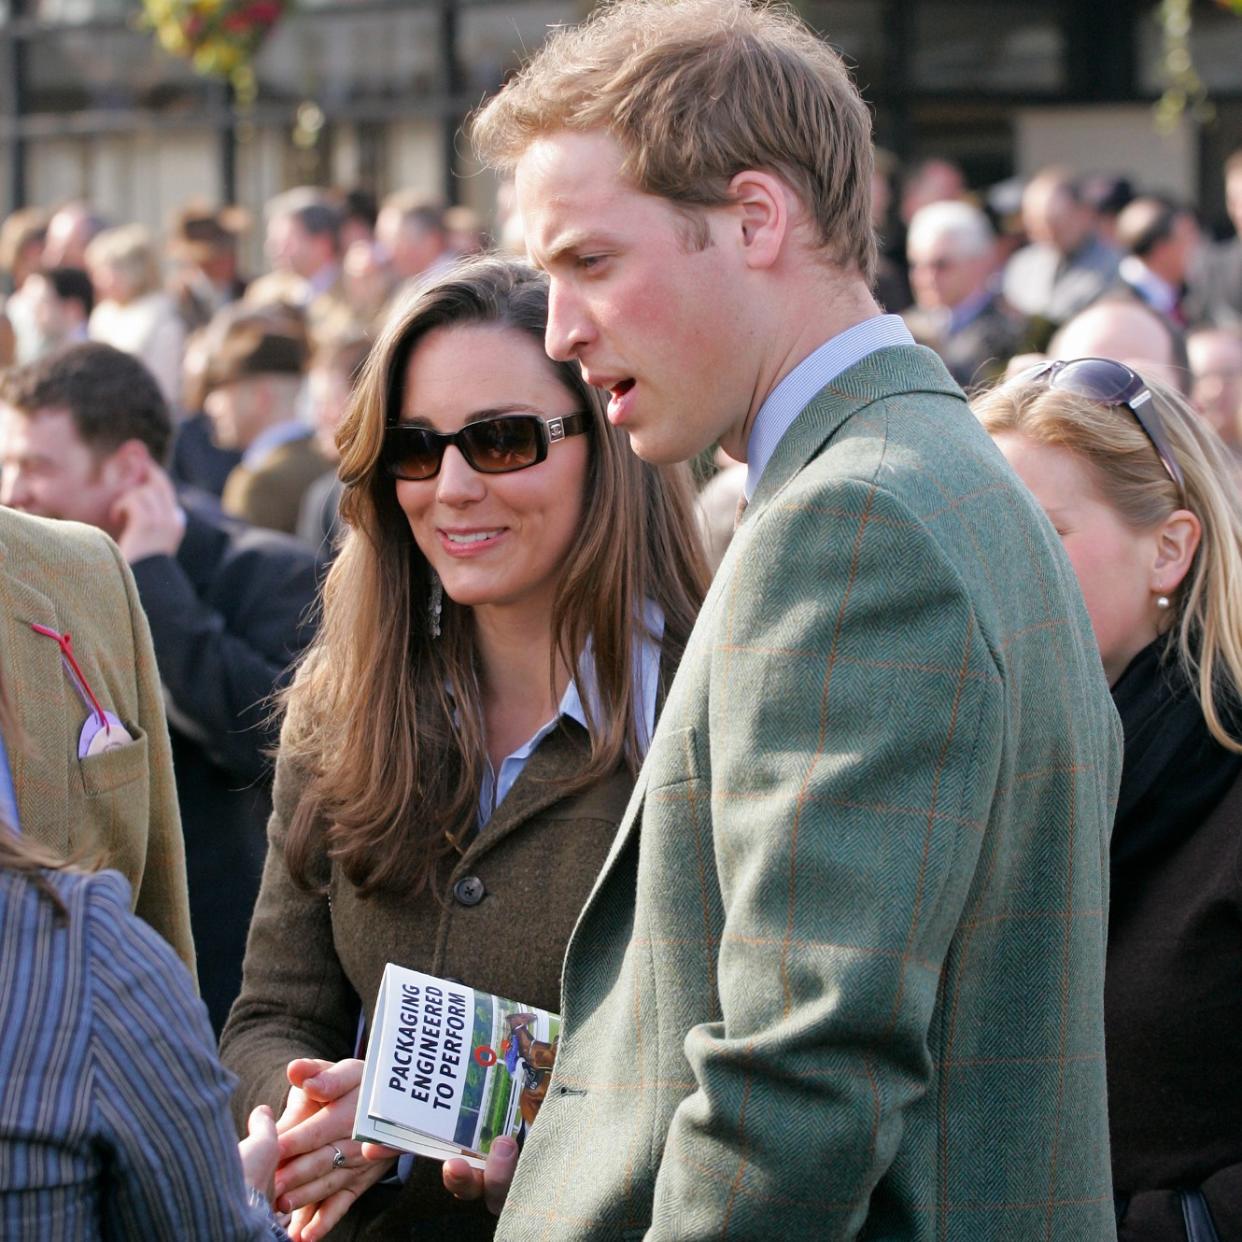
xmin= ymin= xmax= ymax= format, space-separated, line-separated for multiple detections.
xmin=382 ymin=411 xmax=590 ymax=481
xmin=1011 ymin=357 xmax=1185 ymax=492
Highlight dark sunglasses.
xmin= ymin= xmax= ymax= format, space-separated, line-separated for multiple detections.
xmin=382 ymin=411 xmax=590 ymax=481
xmin=1012 ymin=357 xmax=1185 ymax=493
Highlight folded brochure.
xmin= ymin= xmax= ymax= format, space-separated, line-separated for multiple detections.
xmin=353 ymin=963 xmax=560 ymax=1170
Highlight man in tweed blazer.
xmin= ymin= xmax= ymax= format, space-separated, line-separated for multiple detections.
xmin=0 ymin=505 xmax=195 ymax=972
xmin=468 ymin=2 xmax=1123 ymax=1236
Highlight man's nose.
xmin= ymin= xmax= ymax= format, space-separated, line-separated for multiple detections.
xmin=544 ymin=280 xmax=593 ymax=363
xmin=1 ymin=468 xmax=30 ymax=510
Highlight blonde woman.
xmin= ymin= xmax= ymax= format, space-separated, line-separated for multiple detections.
xmin=220 ymin=256 xmax=708 ymax=1241
xmin=86 ymin=223 xmax=184 ymax=407
xmin=975 ymin=358 xmax=1242 ymax=1242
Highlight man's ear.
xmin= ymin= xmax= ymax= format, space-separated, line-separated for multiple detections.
xmin=101 ymin=439 xmax=154 ymax=490
xmin=726 ymin=169 xmax=791 ymax=271
xmin=1151 ymin=508 xmax=1201 ymax=597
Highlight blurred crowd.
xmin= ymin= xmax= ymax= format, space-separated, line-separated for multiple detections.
xmin=0 ymin=152 xmax=1239 ymax=561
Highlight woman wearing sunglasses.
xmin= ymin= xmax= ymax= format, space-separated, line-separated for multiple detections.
xmin=973 ymin=358 xmax=1242 ymax=1242
xmin=220 ymin=256 xmax=708 ymax=1241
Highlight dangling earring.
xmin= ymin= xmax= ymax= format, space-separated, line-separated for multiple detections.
xmin=1156 ymin=595 xmax=1171 ymax=611
xmin=428 ymin=571 xmax=443 ymax=638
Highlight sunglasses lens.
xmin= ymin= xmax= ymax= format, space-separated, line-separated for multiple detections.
xmin=385 ymin=427 xmax=442 ymax=480
xmin=1054 ymin=358 xmax=1139 ymax=405
xmin=460 ymin=416 xmax=542 ymax=473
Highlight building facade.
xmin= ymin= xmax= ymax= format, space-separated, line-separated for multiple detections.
xmin=1 ymin=0 xmax=1241 ymax=251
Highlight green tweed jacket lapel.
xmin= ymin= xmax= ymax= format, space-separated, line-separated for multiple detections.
xmin=0 ymin=535 xmax=71 ymax=853
xmin=747 ymin=344 xmax=964 ymax=518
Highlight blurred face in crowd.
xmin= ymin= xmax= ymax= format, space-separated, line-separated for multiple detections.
xmin=342 ymin=240 xmax=391 ymax=319
xmin=43 ymin=206 xmax=95 ymax=268
xmin=266 ymin=213 xmax=322 ymax=280
xmin=24 ymin=273 xmax=86 ymax=345
xmin=899 ymin=159 xmax=965 ymax=226
xmin=375 ymin=208 xmax=444 ymax=281
xmin=87 ymin=258 xmax=132 ymax=307
xmin=908 ymin=232 xmax=992 ymax=311
xmin=991 ymin=430 xmax=1195 ymax=685
xmin=516 ymin=129 xmax=757 ymax=464
xmin=1023 ymin=182 xmax=1091 ymax=257
xmin=308 ymin=363 xmax=351 ymax=461
xmin=1227 ymin=166 xmax=1242 ymax=238
xmin=1163 ymin=210 xmax=1201 ymax=283
xmin=204 ymin=376 xmax=272 ymax=450
xmin=394 ymin=322 xmax=588 ymax=620
xmin=0 ymin=406 xmax=123 ymax=534
xmin=1188 ymin=330 xmax=1242 ymax=448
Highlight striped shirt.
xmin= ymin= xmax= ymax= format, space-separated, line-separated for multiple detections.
xmin=0 ymin=866 xmax=285 ymax=1240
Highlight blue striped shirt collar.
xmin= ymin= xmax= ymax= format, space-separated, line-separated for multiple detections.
xmin=743 ymin=314 xmax=915 ymax=500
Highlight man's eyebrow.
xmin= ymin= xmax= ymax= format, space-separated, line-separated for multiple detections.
xmin=536 ymin=230 xmax=608 ymax=269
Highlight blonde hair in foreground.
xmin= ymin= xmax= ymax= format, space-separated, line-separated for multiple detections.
xmin=469 ymin=0 xmax=877 ymax=282
xmin=277 ymin=255 xmax=709 ymax=896
xmin=973 ymin=376 xmax=1242 ymax=751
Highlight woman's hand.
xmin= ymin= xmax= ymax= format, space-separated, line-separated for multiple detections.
xmin=238 ymin=1105 xmax=280 ymax=1203
xmin=442 ymin=1135 xmax=521 ymax=1216
xmin=272 ymin=1058 xmax=397 ymax=1241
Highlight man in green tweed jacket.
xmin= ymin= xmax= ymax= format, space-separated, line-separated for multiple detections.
xmin=466 ymin=2 xmax=1123 ymax=1237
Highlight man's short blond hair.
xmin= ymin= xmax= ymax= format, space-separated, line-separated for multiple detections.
xmin=471 ymin=0 xmax=876 ymax=282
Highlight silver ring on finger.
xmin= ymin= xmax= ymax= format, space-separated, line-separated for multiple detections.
xmin=330 ymin=1143 xmax=347 ymax=1169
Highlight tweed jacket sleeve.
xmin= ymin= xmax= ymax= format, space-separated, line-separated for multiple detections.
xmin=220 ymin=749 xmax=359 ymax=1128
xmin=645 ymin=476 xmax=1005 ymax=1236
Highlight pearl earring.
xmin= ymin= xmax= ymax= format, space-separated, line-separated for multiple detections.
xmin=1156 ymin=595 xmax=1171 ymax=610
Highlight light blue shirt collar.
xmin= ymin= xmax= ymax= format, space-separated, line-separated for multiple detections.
xmin=242 ymin=418 xmax=313 ymax=469
xmin=743 ymin=314 xmax=915 ymax=499
xmin=478 ymin=599 xmax=664 ymax=826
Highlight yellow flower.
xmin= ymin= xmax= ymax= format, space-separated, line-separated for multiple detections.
xmin=157 ymin=23 xmax=188 ymax=53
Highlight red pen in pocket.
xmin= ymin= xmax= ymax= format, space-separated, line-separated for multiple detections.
xmin=31 ymin=624 xmax=133 ymax=757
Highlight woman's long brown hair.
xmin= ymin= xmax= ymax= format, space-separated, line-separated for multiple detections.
xmin=281 ymin=256 xmax=709 ymax=896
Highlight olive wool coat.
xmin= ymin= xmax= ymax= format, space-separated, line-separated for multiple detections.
xmin=220 ymin=717 xmax=640 ymax=1240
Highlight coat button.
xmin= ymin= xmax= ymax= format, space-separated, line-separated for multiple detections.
xmin=453 ymin=875 xmax=486 ymax=907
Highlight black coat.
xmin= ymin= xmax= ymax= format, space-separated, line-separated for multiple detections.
xmin=128 ymin=501 xmax=321 ymax=1032
xmin=1108 ymin=771 xmax=1242 ymax=1241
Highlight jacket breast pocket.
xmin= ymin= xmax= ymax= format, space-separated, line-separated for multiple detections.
xmin=79 ymin=723 xmax=149 ymax=796
xmin=644 ymin=724 xmax=703 ymax=793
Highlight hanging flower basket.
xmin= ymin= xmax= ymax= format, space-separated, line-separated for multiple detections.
xmin=142 ymin=0 xmax=289 ymax=90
